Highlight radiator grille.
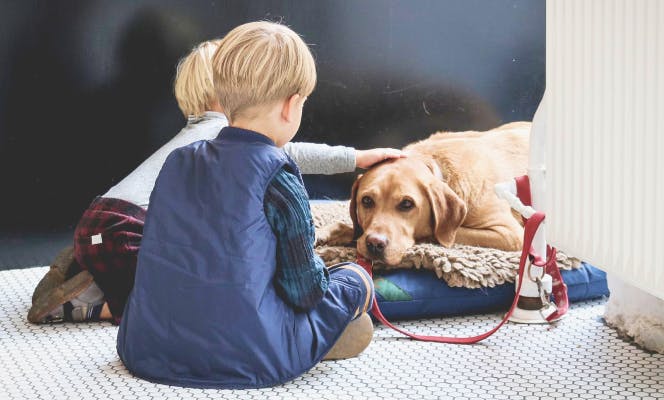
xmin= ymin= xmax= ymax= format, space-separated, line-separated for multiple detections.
xmin=545 ymin=0 xmax=664 ymax=299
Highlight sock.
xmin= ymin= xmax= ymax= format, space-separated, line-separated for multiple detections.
xmin=45 ymin=281 xmax=105 ymax=322
xmin=64 ymin=302 xmax=104 ymax=322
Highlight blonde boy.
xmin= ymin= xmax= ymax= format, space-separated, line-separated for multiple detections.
xmin=117 ymin=22 xmax=378 ymax=389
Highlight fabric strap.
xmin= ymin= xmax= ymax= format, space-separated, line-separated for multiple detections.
xmin=515 ymin=175 xmax=569 ymax=322
xmin=356 ymin=175 xmax=569 ymax=343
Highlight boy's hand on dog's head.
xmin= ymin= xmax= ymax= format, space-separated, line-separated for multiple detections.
xmin=355 ymin=148 xmax=406 ymax=169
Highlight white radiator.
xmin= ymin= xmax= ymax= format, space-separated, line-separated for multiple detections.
xmin=544 ymin=0 xmax=664 ymax=300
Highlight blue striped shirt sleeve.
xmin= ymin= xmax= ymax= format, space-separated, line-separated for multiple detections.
xmin=264 ymin=168 xmax=330 ymax=310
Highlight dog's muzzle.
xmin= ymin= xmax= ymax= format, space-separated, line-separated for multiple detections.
xmin=365 ymin=233 xmax=389 ymax=259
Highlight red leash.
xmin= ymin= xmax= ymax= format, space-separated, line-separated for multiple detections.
xmin=516 ymin=176 xmax=569 ymax=322
xmin=356 ymin=176 xmax=568 ymax=343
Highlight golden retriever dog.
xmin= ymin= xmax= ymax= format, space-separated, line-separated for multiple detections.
xmin=317 ymin=121 xmax=530 ymax=266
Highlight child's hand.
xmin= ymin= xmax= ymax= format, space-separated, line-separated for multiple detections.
xmin=355 ymin=148 xmax=406 ymax=169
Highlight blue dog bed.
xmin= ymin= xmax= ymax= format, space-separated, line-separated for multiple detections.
xmin=373 ymin=262 xmax=609 ymax=320
xmin=308 ymin=200 xmax=609 ymax=320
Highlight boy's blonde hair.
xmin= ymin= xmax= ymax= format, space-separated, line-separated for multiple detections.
xmin=211 ymin=21 xmax=316 ymax=122
xmin=174 ymin=39 xmax=221 ymax=118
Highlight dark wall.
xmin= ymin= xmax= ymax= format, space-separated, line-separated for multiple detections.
xmin=0 ymin=0 xmax=544 ymax=232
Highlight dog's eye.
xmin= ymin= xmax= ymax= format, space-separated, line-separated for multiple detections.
xmin=398 ymin=199 xmax=414 ymax=211
xmin=361 ymin=196 xmax=374 ymax=208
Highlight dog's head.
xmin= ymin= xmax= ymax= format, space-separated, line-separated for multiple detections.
xmin=350 ymin=156 xmax=467 ymax=266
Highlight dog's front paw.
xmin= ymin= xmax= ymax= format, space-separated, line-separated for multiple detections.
xmin=315 ymin=222 xmax=355 ymax=247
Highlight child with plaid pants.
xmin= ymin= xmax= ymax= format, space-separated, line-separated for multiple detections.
xmin=29 ymin=39 xmax=401 ymax=326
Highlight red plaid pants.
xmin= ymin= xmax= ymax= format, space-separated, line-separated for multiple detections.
xmin=73 ymin=197 xmax=146 ymax=325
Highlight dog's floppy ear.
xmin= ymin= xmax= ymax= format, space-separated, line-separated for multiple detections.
xmin=423 ymin=157 xmax=444 ymax=180
xmin=427 ymin=180 xmax=467 ymax=247
xmin=349 ymin=174 xmax=363 ymax=240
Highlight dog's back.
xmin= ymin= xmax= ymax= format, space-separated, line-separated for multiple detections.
xmin=404 ymin=121 xmax=530 ymax=186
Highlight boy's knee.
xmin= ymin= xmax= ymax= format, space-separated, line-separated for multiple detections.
xmin=329 ymin=262 xmax=374 ymax=314
xmin=329 ymin=262 xmax=373 ymax=288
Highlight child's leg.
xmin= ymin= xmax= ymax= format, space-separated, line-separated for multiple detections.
xmin=72 ymin=197 xmax=145 ymax=324
xmin=28 ymin=197 xmax=145 ymax=325
xmin=327 ymin=263 xmax=374 ymax=317
xmin=321 ymin=263 xmax=375 ymax=360
xmin=100 ymin=303 xmax=112 ymax=319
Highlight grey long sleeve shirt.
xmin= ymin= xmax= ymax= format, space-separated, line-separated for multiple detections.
xmin=103 ymin=111 xmax=356 ymax=208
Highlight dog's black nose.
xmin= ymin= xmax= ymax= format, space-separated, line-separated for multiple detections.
xmin=366 ymin=234 xmax=389 ymax=257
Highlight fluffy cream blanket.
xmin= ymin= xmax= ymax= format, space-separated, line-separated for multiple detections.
xmin=311 ymin=201 xmax=580 ymax=289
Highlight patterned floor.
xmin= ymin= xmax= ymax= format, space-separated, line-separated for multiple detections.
xmin=2 ymin=267 xmax=663 ymax=400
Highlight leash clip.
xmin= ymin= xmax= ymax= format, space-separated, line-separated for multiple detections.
xmin=535 ymin=276 xmax=558 ymax=323
xmin=526 ymin=256 xmax=546 ymax=282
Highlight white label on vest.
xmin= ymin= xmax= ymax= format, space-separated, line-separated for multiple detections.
xmin=91 ymin=234 xmax=103 ymax=245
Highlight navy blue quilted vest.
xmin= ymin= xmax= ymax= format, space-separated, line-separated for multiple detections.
xmin=116 ymin=127 xmax=352 ymax=388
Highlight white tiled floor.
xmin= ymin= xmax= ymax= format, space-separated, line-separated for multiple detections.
xmin=2 ymin=267 xmax=663 ymax=400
